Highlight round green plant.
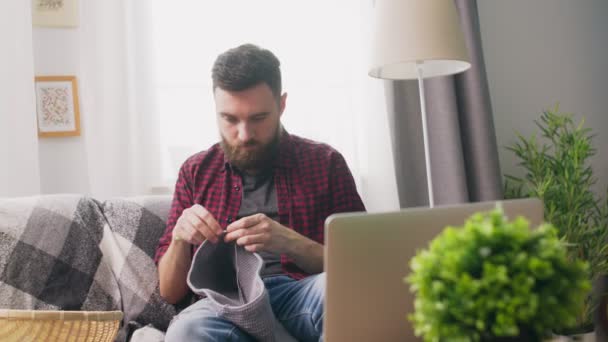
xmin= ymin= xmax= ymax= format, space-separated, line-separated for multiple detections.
xmin=406 ymin=208 xmax=590 ymax=342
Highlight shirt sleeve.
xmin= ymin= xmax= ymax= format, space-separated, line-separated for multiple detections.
xmin=329 ymin=152 xmax=366 ymax=214
xmin=154 ymin=163 xmax=194 ymax=265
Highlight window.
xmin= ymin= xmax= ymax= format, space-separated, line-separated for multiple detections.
xmin=150 ymin=1 xmax=367 ymax=186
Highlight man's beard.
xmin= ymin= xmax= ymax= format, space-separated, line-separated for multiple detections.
xmin=220 ymin=126 xmax=281 ymax=173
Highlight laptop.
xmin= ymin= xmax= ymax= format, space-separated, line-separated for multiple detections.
xmin=323 ymin=198 xmax=543 ymax=341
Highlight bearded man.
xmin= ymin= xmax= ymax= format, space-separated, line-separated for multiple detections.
xmin=155 ymin=44 xmax=365 ymax=341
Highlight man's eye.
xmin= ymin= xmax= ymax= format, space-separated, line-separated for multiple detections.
xmin=225 ymin=116 xmax=238 ymax=124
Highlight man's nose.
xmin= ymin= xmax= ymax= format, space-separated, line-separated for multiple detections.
xmin=237 ymin=123 xmax=253 ymax=142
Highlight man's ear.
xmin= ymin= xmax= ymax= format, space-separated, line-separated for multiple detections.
xmin=279 ymin=92 xmax=287 ymax=117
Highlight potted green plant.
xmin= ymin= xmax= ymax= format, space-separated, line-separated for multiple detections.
xmin=504 ymin=105 xmax=608 ymax=336
xmin=406 ymin=208 xmax=590 ymax=341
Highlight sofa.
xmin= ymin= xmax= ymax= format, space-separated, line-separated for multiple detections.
xmin=0 ymin=194 xmax=178 ymax=341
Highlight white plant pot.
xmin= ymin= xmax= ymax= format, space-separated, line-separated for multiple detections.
xmin=550 ymin=331 xmax=596 ymax=342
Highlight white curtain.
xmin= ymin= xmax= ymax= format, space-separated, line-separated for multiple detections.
xmin=351 ymin=1 xmax=401 ymax=212
xmin=78 ymin=0 xmax=162 ymax=199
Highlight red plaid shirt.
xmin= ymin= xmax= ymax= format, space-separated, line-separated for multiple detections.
xmin=154 ymin=131 xmax=365 ymax=279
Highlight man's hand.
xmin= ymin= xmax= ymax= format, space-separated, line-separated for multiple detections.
xmin=224 ymin=213 xmax=295 ymax=253
xmin=159 ymin=204 xmax=222 ymax=304
xmin=173 ymin=204 xmax=223 ymax=244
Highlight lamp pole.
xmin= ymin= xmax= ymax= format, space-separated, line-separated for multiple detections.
xmin=416 ymin=62 xmax=434 ymax=207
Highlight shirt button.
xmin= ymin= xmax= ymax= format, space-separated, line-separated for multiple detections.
xmin=227 ymin=216 xmax=233 ymax=223
xmin=234 ymin=186 xmax=240 ymax=191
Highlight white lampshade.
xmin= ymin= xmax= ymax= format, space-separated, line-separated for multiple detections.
xmin=369 ymin=0 xmax=471 ymax=80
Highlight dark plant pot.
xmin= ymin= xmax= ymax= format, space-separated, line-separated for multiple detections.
xmin=554 ymin=324 xmax=594 ymax=337
xmin=484 ymin=337 xmax=539 ymax=342
xmin=482 ymin=328 xmax=541 ymax=342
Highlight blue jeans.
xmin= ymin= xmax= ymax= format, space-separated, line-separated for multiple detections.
xmin=165 ymin=273 xmax=325 ymax=341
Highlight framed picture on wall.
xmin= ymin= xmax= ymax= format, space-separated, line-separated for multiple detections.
xmin=34 ymin=76 xmax=81 ymax=138
xmin=32 ymin=0 xmax=79 ymax=28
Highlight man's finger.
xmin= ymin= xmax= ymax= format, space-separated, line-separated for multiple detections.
xmin=226 ymin=213 xmax=264 ymax=233
xmin=190 ymin=204 xmax=223 ymax=235
xmin=184 ymin=224 xmax=205 ymax=244
xmin=224 ymin=226 xmax=258 ymax=243
xmin=244 ymin=244 xmax=265 ymax=253
xmin=184 ymin=212 xmax=204 ymax=231
xmin=185 ymin=211 xmax=219 ymax=243
xmin=236 ymin=233 xmax=267 ymax=247
xmin=177 ymin=221 xmax=205 ymax=245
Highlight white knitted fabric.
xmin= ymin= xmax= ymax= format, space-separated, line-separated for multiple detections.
xmin=187 ymin=240 xmax=296 ymax=341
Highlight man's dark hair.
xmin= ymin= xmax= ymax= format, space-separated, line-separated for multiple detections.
xmin=212 ymin=44 xmax=282 ymax=100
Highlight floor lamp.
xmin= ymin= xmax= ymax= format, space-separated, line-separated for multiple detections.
xmin=369 ymin=0 xmax=471 ymax=208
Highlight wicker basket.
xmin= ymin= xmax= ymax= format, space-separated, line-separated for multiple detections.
xmin=0 ymin=309 xmax=123 ymax=342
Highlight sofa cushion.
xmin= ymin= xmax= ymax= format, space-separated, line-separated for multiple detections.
xmin=100 ymin=195 xmax=176 ymax=337
xmin=101 ymin=195 xmax=171 ymax=261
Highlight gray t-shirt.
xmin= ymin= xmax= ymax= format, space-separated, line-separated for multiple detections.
xmin=237 ymin=169 xmax=284 ymax=277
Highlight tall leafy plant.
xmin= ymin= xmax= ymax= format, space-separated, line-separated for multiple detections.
xmin=504 ymin=105 xmax=608 ymax=330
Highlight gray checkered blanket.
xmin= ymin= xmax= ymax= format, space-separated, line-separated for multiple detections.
xmin=0 ymin=195 xmax=176 ymax=341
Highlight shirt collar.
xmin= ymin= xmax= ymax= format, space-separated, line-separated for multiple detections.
xmin=276 ymin=128 xmax=296 ymax=170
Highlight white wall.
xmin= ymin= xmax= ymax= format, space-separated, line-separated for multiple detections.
xmin=33 ymin=27 xmax=90 ymax=194
xmin=0 ymin=1 xmax=41 ymax=197
xmin=478 ymin=1 xmax=608 ymax=197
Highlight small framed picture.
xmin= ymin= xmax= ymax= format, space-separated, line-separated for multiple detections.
xmin=34 ymin=76 xmax=81 ymax=138
xmin=32 ymin=0 xmax=79 ymax=28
